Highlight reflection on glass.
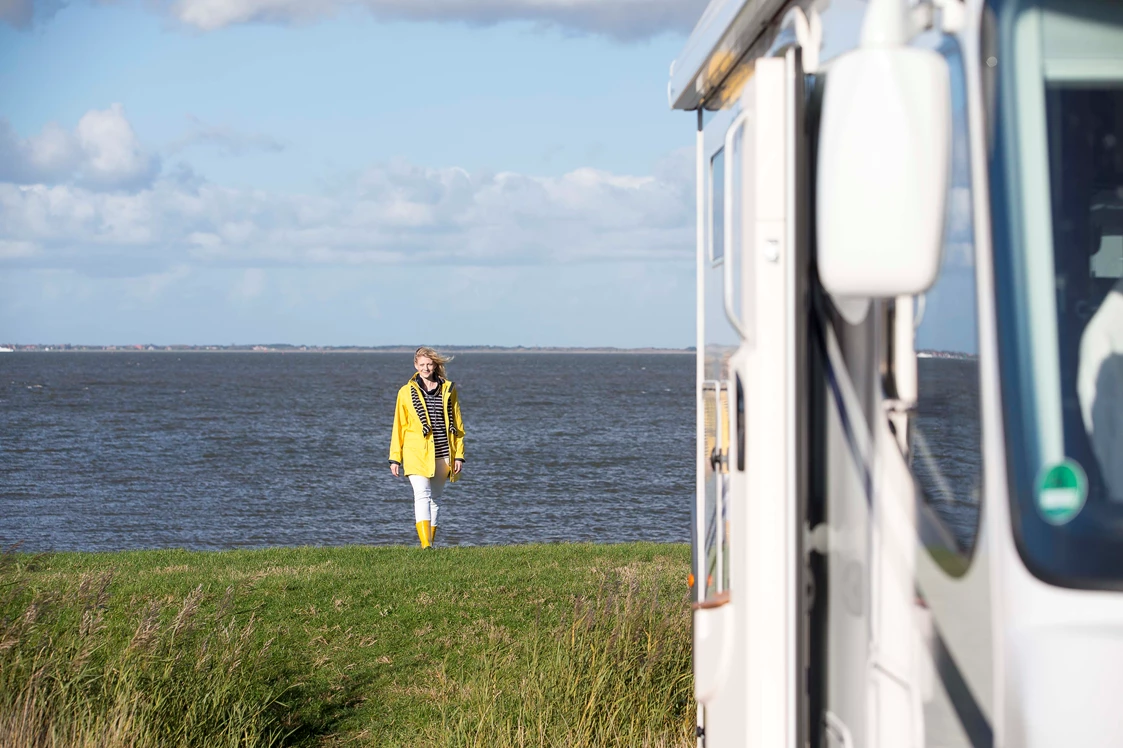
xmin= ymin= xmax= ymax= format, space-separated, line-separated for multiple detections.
xmin=909 ymin=38 xmax=983 ymax=558
xmin=992 ymin=0 xmax=1123 ymax=585
xmin=711 ymin=149 xmax=725 ymax=263
xmin=1058 ymin=98 xmax=1123 ymax=503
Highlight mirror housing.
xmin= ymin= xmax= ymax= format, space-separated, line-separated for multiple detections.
xmin=816 ymin=46 xmax=951 ymax=298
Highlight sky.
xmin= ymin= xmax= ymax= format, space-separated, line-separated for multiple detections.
xmin=0 ymin=0 xmax=706 ymax=348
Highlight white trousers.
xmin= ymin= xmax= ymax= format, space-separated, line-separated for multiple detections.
xmin=409 ymin=457 xmax=450 ymax=526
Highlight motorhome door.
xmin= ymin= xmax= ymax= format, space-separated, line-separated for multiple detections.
xmin=694 ymin=50 xmax=808 ymax=748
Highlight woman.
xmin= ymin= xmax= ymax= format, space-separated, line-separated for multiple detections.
xmin=388 ymin=347 xmax=465 ymax=548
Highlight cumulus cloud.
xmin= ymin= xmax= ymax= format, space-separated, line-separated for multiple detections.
xmin=0 ymin=106 xmax=692 ymax=276
xmin=0 ymin=120 xmax=81 ymax=184
xmin=0 ymin=153 xmax=693 ymax=274
xmin=166 ymin=0 xmax=706 ymax=40
xmin=75 ymin=105 xmax=161 ymax=189
xmin=0 ymin=105 xmax=159 ymax=191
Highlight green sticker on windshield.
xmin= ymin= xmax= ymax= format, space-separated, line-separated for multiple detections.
xmin=1036 ymin=460 xmax=1087 ymax=525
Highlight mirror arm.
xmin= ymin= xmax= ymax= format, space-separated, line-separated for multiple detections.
xmin=862 ymin=0 xmax=935 ymax=47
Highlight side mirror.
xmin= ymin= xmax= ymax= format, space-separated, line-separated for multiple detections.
xmin=816 ymin=47 xmax=951 ymax=298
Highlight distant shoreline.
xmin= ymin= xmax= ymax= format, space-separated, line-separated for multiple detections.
xmin=916 ymin=350 xmax=978 ymax=360
xmin=3 ymin=345 xmax=693 ymax=355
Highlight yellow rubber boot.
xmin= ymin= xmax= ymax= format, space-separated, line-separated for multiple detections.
xmin=416 ymin=521 xmax=432 ymax=549
xmin=430 ymin=524 xmax=438 ymax=546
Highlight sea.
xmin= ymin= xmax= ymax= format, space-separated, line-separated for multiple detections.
xmin=0 ymin=352 xmax=979 ymax=553
xmin=1 ymin=352 xmax=694 ymax=552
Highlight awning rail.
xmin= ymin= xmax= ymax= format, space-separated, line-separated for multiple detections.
xmin=668 ymin=0 xmax=793 ymax=110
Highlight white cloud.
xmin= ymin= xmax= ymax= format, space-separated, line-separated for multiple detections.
xmin=0 ymin=107 xmax=692 ymax=278
xmin=166 ymin=0 xmax=707 ymax=40
xmin=25 ymin=122 xmax=80 ymax=176
xmin=0 ymin=155 xmax=694 ymax=273
xmin=0 ymin=105 xmax=158 ymax=191
xmin=75 ymin=104 xmax=160 ymax=190
xmin=0 ymin=120 xmax=81 ymax=184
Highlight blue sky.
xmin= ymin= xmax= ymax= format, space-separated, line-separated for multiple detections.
xmin=0 ymin=0 xmax=704 ymax=347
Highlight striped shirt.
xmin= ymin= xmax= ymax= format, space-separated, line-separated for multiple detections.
xmin=416 ymin=380 xmax=450 ymax=460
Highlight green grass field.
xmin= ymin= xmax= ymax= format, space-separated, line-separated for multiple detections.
xmin=0 ymin=542 xmax=694 ymax=747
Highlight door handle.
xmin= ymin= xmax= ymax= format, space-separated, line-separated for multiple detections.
xmin=708 ymin=380 xmax=726 ymax=474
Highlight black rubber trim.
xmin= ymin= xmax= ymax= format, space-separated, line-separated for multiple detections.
xmin=930 ymin=617 xmax=994 ymax=747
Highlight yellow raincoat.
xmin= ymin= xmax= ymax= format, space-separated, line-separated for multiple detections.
xmin=388 ymin=375 xmax=466 ymax=481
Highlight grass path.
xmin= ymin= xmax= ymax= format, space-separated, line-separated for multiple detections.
xmin=2 ymin=543 xmax=693 ymax=747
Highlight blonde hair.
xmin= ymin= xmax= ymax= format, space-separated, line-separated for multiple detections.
xmin=414 ymin=346 xmax=453 ymax=380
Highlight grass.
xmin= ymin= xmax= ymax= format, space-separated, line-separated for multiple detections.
xmin=0 ymin=542 xmax=694 ymax=747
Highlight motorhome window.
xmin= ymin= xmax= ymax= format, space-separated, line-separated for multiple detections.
xmin=990 ymin=0 xmax=1123 ymax=587
xmin=909 ymin=38 xmax=983 ymax=570
xmin=711 ymin=149 xmax=725 ymax=263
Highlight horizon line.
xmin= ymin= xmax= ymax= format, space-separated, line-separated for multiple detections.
xmin=2 ymin=343 xmax=695 ymax=352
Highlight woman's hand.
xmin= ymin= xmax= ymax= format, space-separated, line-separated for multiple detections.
xmin=390 ymin=463 xmax=401 ymax=477
xmin=453 ymin=459 xmax=464 ymax=475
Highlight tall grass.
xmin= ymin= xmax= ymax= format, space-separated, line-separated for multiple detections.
xmin=0 ymin=543 xmax=693 ymax=745
xmin=0 ymin=548 xmax=297 ymax=748
xmin=436 ymin=569 xmax=695 ymax=748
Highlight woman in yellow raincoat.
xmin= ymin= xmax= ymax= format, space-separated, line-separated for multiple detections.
xmin=389 ymin=347 xmax=466 ymax=548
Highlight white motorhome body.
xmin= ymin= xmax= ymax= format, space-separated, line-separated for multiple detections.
xmin=672 ymin=0 xmax=1123 ymax=746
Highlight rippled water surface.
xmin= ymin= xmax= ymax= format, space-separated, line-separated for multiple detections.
xmin=1 ymin=352 xmax=694 ymax=551
xmin=911 ymin=357 xmax=983 ymax=551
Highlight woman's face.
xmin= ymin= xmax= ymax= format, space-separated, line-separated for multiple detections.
xmin=414 ymin=355 xmax=436 ymax=379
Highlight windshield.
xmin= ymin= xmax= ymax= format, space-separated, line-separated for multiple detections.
xmin=991 ymin=0 xmax=1123 ymax=586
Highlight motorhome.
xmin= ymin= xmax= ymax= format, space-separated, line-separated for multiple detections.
xmin=670 ymin=0 xmax=1123 ymax=745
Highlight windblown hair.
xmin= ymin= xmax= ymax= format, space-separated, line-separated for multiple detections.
xmin=414 ymin=346 xmax=453 ymax=380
